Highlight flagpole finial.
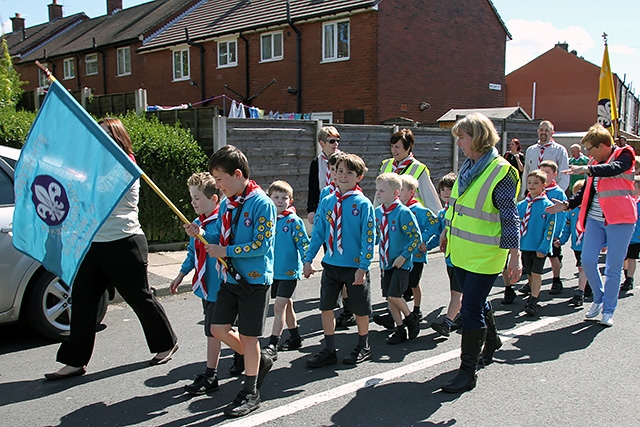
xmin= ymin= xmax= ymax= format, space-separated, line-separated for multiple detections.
xmin=602 ymin=32 xmax=608 ymax=45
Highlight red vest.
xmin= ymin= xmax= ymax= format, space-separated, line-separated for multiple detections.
xmin=577 ymin=145 xmax=637 ymax=232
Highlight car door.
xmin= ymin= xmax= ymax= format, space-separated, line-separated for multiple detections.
xmin=0 ymin=156 xmax=23 ymax=314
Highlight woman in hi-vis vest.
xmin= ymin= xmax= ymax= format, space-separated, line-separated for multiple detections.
xmin=547 ymin=124 xmax=636 ymax=327
xmin=439 ymin=113 xmax=521 ymax=394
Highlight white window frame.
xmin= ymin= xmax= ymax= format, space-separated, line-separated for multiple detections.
xmin=217 ymin=38 xmax=238 ymax=68
xmin=116 ymin=46 xmax=131 ymax=76
xmin=260 ymin=31 xmax=283 ymax=62
xmin=172 ymin=47 xmax=190 ymax=81
xmin=38 ymin=63 xmax=50 ymax=87
xmin=63 ymin=57 xmax=75 ymax=80
xmin=322 ymin=19 xmax=350 ymax=62
xmin=85 ymin=53 xmax=98 ymax=76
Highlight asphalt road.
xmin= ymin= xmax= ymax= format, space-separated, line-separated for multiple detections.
xmin=1 ymin=250 xmax=639 ymax=427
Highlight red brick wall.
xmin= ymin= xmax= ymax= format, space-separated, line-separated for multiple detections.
xmin=505 ymin=47 xmax=600 ymax=132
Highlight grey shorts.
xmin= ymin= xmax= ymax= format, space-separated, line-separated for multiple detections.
xmin=408 ymin=262 xmax=424 ymax=288
xmin=522 ymin=250 xmax=545 ymax=275
xmin=446 ymin=265 xmax=462 ymax=293
xmin=319 ymin=262 xmax=372 ymax=316
xmin=271 ymin=279 xmax=297 ymax=299
xmin=212 ymin=282 xmax=270 ymax=337
xmin=381 ymin=268 xmax=410 ymax=298
xmin=202 ymin=300 xmax=216 ymax=337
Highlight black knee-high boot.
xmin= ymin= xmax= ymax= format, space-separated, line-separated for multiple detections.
xmin=441 ymin=328 xmax=486 ymax=393
xmin=481 ymin=304 xmax=501 ymax=366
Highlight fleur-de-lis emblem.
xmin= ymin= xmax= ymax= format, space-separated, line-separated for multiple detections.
xmin=31 ymin=175 xmax=70 ymax=226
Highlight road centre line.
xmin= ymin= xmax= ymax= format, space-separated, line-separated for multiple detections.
xmin=223 ymin=316 xmax=561 ymax=427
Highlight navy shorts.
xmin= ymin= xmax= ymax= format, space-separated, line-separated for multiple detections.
xmin=319 ymin=262 xmax=372 ymax=316
xmin=547 ymin=244 xmax=563 ymax=259
xmin=381 ymin=268 xmax=410 ymax=298
xmin=626 ymin=243 xmax=640 ymax=260
xmin=522 ymin=250 xmax=545 ymax=275
xmin=408 ymin=262 xmax=424 ymax=288
xmin=212 ymin=282 xmax=270 ymax=337
xmin=271 ymin=279 xmax=297 ymax=299
xmin=573 ymin=250 xmax=582 ymax=267
xmin=202 ymin=300 xmax=216 ymax=337
xmin=446 ymin=264 xmax=462 ymax=293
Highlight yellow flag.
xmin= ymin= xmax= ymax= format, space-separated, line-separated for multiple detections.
xmin=597 ymin=44 xmax=618 ymax=135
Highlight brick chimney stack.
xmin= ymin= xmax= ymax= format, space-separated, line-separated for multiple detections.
xmin=107 ymin=0 xmax=123 ymax=15
xmin=48 ymin=0 xmax=63 ymax=22
xmin=11 ymin=13 xmax=25 ymax=33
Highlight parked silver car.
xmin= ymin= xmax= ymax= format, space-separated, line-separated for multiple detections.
xmin=0 ymin=145 xmax=107 ymax=340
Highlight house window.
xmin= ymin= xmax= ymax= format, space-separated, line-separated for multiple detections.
xmin=322 ymin=20 xmax=350 ymax=62
xmin=260 ymin=31 xmax=283 ymax=62
xmin=38 ymin=63 xmax=50 ymax=87
xmin=63 ymin=58 xmax=75 ymax=80
xmin=117 ymin=46 xmax=131 ymax=76
xmin=218 ymin=39 xmax=237 ymax=68
xmin=85 ymin=53 xmax=98 ymax=75
xmin=173 ymin=48 xmax=190 ymax=81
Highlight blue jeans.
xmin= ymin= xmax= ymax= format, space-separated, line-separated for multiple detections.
xmin=453 ymin=267 xmax=497 ymax=330
xmin=581 ymin=218 xmax=634 ymax=315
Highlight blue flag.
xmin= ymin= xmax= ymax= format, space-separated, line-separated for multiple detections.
xmin=12 ymin=79 xmax=142 ymax=286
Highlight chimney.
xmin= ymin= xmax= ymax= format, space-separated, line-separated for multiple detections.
xmin=48 ymin=0 xmax=63 ymax=22
xmin=107 ymin=0 xmax=123 ymax=15
xmin=11 ymin=13 xmax=25 ymax=33
xmin=555 ymin=42 xmax=569 ymax=52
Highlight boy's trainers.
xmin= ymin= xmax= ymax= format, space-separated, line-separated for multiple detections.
xmin=568 ymin=292 xmax=584 ymax=307
xmin=306 ymin=348 xmax=338 ymax=368
xmin=224 ymin=390 xmax=261 ymax=418
xmin=373 ymin=313 xmax=395 ymax=330
xmin=501 ymin=286 xmax=517 ymax=305
xmin=518 ymin=283 xmax=531 ymax=295
xmin=336 ymin=311 xmax=357 ymax=329
xmin=387 ymin=326 xmax=407 ymax=345
xmin=229 ymin=352 xmax=244 ymax=376
xmin=431 ymin=319 xmax=451 ymax=337
xmin=256 ymin=350 xmax=274 ymax=389
xmin=262 ymin=344 xmax=278 ymax=362
xmin=621 ymin=277 xmax=634 ymax=291
xmin=342 ymin=345 xmax=371 ymax=365
xmin=278 ymin=337 xmax=302 ymax=351
xmin=403 ymin=312 xmax=421 ymax=339
xmin=549 ymin=278 xmax=563 ymax=295
xmin=184 ymin=373 xmax=219 ymax=395
xmin=524 ymin=300 xmax=539 ymax=316
xmin=413 ymin=307 xmax=423 ymax=320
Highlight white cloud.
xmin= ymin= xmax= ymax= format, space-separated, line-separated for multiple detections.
xmin=609 ymin=44 xmax=637 ymax=56
xmin=1 ymin=19 xmax=11 ymax=35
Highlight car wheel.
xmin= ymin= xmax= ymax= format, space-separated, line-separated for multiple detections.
xmin=27 ymin=271 xmax=109 ymax=341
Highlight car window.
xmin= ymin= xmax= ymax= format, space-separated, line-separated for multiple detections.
xmin=0 ymin=169 xmax=13 ymax=205
xmin=0 ymin=155 xmax=17 ymax=169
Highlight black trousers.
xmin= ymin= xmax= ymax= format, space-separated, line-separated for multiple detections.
xmin=56 ymin=234 xmax=177 ymax=367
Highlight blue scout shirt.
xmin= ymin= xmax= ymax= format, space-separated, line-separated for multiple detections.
xmin=558 ymin=207 xmax=584 ymax=251
xmin=274 ymin=211 xmax=310 ymax=280
xmin=517 ymin=196 xmax=556 ymax=254
xmin=631 ymin=200 xmax=640 ymax=245
xmin=407 ymin=202 xmax=439 ymax=263
xmin=375 ymin=202 xmax=422 ymax=270
xmin=180 ymin=215 xmax=220 ymax=302
xmin=545 ymin=184 xmax=567 ymax=239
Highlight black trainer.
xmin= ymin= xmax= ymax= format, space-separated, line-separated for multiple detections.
xmin=621 ymin=277 xmax=634 ymax=291
xmin=431 ymin=319 xmax=451 ymax=337
xmin=229 ymin=352 xmax=244 ymax=376
xmin=549 ymin=279 xmax=563 ymax=295
xmin=568 ymin=292 xmax=584 ymax=307
xmin=336 ymin=311 xmax=357 ymax=329
xmin=278 ymin=337 xmax=302 ymax=351
xmin=387 ymin=326 xmax=407 ymax=345
xmin=501 ymin=286 xmax=517 ymax=304
xmin=262 ymin=344 xmax=278 ymax=362
xmin=413 ymin=307 xmax=423 ymax=320
xmin=256 ymin=350 xmax=274 ymax=389
xmin=184 ymin=373 xmax=219 ymax=395
xmin=306 ymin=348 xmax=338 ymax=368
xmin=518 ymin=283 xmax=531 ymax=295
xmin=404 ymin=312 xmax=421 ymax=340
xmin=224 ymin=390 xmax=261 ymax=418
xmin=373 ymin=313 xmax=395 ymax=330
xmin=524 ymin=300 xmax=539 ymax=316
xmin=342 ymin=345 xmax=371 ymax=365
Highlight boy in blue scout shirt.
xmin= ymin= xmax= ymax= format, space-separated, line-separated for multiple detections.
xmin=262 ymin=180 xmax=310 ymax=360
xmin=374 ymin=173 xmax=422 ymax=345
xmin=518 ymin=170 xmax=556 ymax=316
xmin=186 ymin=145 xmax=276 ymax=418
xmin=558 ymin=179 xmax=589 ymax=306
xmin=303 ymin=153 xmax=376 ymax=368
xmin=170 ymin=172 xmax=223 ymax=395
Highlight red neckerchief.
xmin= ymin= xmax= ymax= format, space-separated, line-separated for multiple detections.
xmin=405 ymin=197 xmax=420 ymax=207
xmin=521 ymin=192 xmax=546 ymax=236
xmin=193 ymin=207 xmax=219 ymax=297
xmin=277 ymin=206 xmax=296 ymax=220
xmin=380 ymin=199 xmax=400 ymax=268
xmin=328 ymin=185 xmax=363 ymax=255
xmin=393 ymin=153 xmax=415 ymax=174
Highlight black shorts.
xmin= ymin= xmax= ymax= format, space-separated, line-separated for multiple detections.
xmin=381 ymin=268 xmax=410 ymax=298
xmin=271 ymin=279 xmax=297 ymax=299
xmin=547 ymin=244 xmax=563 ymax=259
xmin=212 ymin=282 xmax=270 ymax=337
xmin=202 ymin=300 xmax=216 ymax=337
xmin=446 ymin=264 xmax=462 ymax=293
xmin=408 ymin=262 xmax=424 ymax=288
xmin=522 ymin=250 xmax=545 ymax=275
xmin=573 ymin=250 xmax=582 ymax=267
xmin=319 ymin=262 xmax=372 ymax=316
xmin=626 ymin=243 xmax=640 ymax=260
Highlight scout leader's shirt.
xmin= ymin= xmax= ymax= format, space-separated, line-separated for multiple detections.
xmin=406 ymin=200 xmax=439 ymax=264
xmin=304 ymin=188 xmax=375 ymax=270
xmin=205 ymin=187 xmax=276 ymax=285
xmin=375 ymin=201 xmax=422 ymax=270
xmin=180 ymin=213 xmax=221 ymax=302
xmin=517 ymin=195 xmax=556 ymax=254
xmin=273 ymin=209 xmax=310 ymax=280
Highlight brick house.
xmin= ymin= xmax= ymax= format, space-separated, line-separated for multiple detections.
xmin=9 ymin=0 xmax=510 ymax=125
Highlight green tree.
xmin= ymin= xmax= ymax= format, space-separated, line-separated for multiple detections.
xmin=0 ymin=36 xmax=25 ymax=109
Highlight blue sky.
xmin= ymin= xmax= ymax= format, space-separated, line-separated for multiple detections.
xmin=2 ymin=0 xmax=638 ymax=93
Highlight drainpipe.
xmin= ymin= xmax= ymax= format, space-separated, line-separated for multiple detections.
xmin=93 ymin=37 xmax=108 ymax=94
xmin=286 ymin=0 xmax=301 ymax=113
xmin=239 ymin=32 xmax=250 ymax=103
xmin=185 ymin=28 xmax=206 ymax=104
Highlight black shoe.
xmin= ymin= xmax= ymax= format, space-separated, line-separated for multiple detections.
xmin=404 ymin=312 xmax=421 ymax=340
xmin=44 ymin=366 xmax=86 ymax=381
xmin=518 ymin=284 xmax=531 ymax=295
xmin=450 ymin=313 xmax=463 ymax=332
xmin=403 ymin=287 xmax=414 ymax=301
xmin=568 ymin=292 xmax=584 ymax=307
xmin=224 ymin=390 xmax=261 ymax=418
xmin=278 ymin=337 xmax=302 ymax=351
xmin=229 ymin=352 xmax=244 ymax=376
xmin=524 ymin=300 xmax=539 ymax=316
xmin=336 ymin=311 xmax=357 ymax=329
xmin=501 ymin=286 xmax=517 ymax=305
xmin=184 ymin=373 xmax=219 ymax=395
xmin=387 ymin=326 xmax=407 ymax=345
xmin=431 ymin=319 xmax=451 ymax=337
xmin=584 ymin=282 xmax=593 ymax=298
xmin=263 ymin=344 xmax=278 ymax=362
xmin=257 ymin=350 xmax=274 ymax=389
xmin=549 ymin=279 xmax=563 ymax=295
xmin=342 ymin=345 xmax=372 ymax=365
xmin=306 ymin=348 xmax=338 ymax=368
xmin=413 ymin=307 xmax=423 ymax=320
xmin=373 ymin=313 xmax=395 ymax=330
xmin=621 ymin=277 xmax=634 ymax=291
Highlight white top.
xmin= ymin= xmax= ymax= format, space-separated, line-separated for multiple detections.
xmin=94 ymin=179 xmax=144 ymax=242
xmin=521 ymin=140 xmax=570 ymax=197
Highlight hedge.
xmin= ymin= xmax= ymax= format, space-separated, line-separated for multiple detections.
xmin=0 ymin=108 xmax=36 ymax=148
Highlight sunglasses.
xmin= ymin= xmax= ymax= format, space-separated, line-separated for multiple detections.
xmin=326 ymin=138 xmax=340 ymax=144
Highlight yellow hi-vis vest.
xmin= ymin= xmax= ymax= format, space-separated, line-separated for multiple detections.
xmin=445 ymin=156 xmax=518 ymax=275
xmin=381 ymin=158 xmax=429 ymax=205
